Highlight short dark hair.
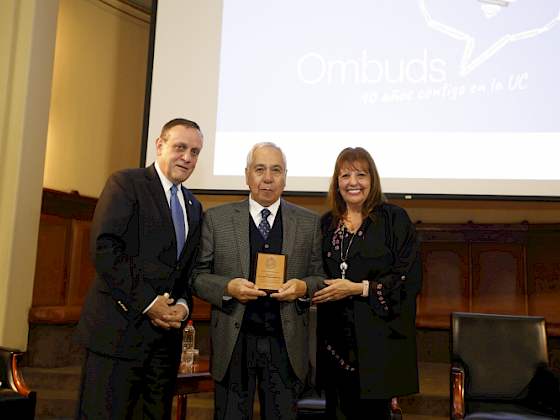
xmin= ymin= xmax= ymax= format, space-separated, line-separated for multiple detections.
xmin=160 ymin=118 xmax=202 ymax=141
xmin=327 ymin=147 xmax=386 ymax=223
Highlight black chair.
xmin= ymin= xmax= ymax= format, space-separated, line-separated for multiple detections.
xmin=297 ymin=307 xmax=403 ymax=419
xmin=450 ymin=312 xmax=560 ymax=420
xmin=0 ymin=347 xmax=36 ymax=420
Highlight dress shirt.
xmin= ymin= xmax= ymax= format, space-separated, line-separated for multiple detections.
xmin=143 ymin=162 xmax=190 ymax=318
xmin=155 ymin=162 xmax=189 ymax=238
xmin=248 ymin=195 xmax=280 ymax=229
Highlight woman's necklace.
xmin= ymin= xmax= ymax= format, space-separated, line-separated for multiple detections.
xmin=339 ymin=224 xmax=357 ymax=279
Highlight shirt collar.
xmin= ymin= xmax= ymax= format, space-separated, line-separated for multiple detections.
xmin=155 ymin=161 xmax=176 ymax=193
xmin=249 ymin=195 xmax=281 ymax=220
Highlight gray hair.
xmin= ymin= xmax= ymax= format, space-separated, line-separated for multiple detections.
xmin=246 ymin=142 xmax=288 ymax=171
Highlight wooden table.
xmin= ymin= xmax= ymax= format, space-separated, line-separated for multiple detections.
xmin=175 ymin=359 xmax=214 ymax=420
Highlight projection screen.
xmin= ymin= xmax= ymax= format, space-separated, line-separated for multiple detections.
xmin=142 ymin=0 xmax=560 ymax=200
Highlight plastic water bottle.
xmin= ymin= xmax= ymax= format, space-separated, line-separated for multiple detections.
xmin=183 ymin=320 xmax=196 ymax=349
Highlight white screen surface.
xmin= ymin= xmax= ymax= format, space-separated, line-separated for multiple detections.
xmin=145 ymin=0 xmax=560 ymax=199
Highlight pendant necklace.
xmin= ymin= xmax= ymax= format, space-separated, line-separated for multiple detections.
xmin=339 ymin=225 xmax=357 ymax=279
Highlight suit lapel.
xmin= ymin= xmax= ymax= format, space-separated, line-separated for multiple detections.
xmin=281 ymin=199 xmax=298 ymax=278
xmin=181 ymin=185 xmax=197 ymax=243
xmin=233 ymin=199 xmax=252 ymax=280
xmin=146 ymin=164 xmax=177 ymax=267
xmin=146 ymin=164 xmax=172 ymax=223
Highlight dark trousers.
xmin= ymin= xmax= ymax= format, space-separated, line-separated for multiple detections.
xmin=215 ymin=331 xmax=302 ymax=420
xmin=325 ymin=386 xmax=391 ymax=420
xmin=76 ymin=342 xmax=180 ymax=420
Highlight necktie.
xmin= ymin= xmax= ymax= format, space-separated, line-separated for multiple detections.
xmin=258 ymin=208 xmax=271 ymax=240
xmin=170 ymin=184 xmax=186 ymax=259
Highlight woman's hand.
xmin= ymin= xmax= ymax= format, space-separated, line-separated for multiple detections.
xmin=312 ymin=279 xmax=363 ymax=303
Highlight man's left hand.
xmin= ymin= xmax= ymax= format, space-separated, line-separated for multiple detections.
xmin=270 ymin=279 xmax=307 ymax=302
xmin=151 ymin=304 xmax=187 ymax=330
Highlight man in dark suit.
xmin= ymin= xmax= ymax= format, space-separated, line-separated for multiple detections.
xmin=190 ymin=142 xmax=326 ymax=420
xmin=76 ymin=118 xmax=204 ymax=420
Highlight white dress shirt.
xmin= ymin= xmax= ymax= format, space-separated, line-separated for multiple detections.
xmin=248 ymin=195 xmax=281 ymax=230
xmin=143 ymin=162 xmax=190 ymax=318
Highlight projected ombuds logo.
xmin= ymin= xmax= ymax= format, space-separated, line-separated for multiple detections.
xmin=419 ymin=0 xmax=560 ymax=76
xmin=297 ymin=50 xmax=446 ymax=85
xmin=480 ymin=0 xmax=515 ymax=19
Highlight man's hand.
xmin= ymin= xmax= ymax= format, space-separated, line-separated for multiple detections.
xmin=147 ymin=295 xmax=184 ymax=330
xmin=226 ymin=278 xmax=267 ymax=303
xmin=160 ymin=304 xmax=188 ymax=329
xmin=270 ymin=279 xmax=307 ymax=302
xmin=312 ymin=279 xmax=362 ymax=304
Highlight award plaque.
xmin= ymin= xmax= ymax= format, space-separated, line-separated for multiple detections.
xmin=254 ymin=253 xmax=287 ymax=292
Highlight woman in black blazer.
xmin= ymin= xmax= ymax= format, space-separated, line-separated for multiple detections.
xmin=313 ymin=147 xmax=423 ymax=420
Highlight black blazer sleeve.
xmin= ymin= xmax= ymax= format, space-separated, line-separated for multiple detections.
xmin=367 ymin=205 xmax=422 ymax=319
xmin=90 ymin=170 xmax=161 ymax=319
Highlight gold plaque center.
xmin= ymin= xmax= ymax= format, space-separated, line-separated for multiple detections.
xmin=254 ymin=253 xmax=287 ymax=292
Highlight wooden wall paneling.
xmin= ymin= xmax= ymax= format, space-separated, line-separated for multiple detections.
xmin=523 ymin=245 xmax=529 ymax=318
xmin=30 ymin=190 xmax=560 ymax=337
xmin=29 ymin=190 xmax=97 ymax=323
xmin=191 ymin=297 xmax=211 ymax=321
xmin=67 ymin=219 xmax=95 ymax=306
xmin=468 ymin=243 xmax=473 ymax=313
xmin=418 ymin=243 xmax=469 ymax=328
xmin=527 ymin=226 xmax=560 ymax=332
xmin=471 ymin=244 xmax=526 ymax=315
xmin=41 ymin=188 xmax=97 ymax=220
xmin=32 ymin=214 xmax=71 ymax=306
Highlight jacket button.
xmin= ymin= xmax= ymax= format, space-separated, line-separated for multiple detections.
xmin=235 ymin=323 xmax=240 ymax=329
xmin=401 ymin=275 xmax=406 ymax=280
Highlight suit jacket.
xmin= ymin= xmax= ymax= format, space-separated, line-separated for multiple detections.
xmin=190 ymin=198 xmax=325 ymax=382
xmin=76 ymin=164 xmax=202 ymax=359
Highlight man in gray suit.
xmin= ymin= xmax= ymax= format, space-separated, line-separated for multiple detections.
xmin=190 ymin=142 xmax=325 ymax=420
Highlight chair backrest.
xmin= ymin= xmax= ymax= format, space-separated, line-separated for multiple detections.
xmin=451 ymin=312 xmax=549 ymax=400
xmin=0 ymin=347 xmax=36 ymax=420
xmin=0 ymin=347 xmax=18 ymax=391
